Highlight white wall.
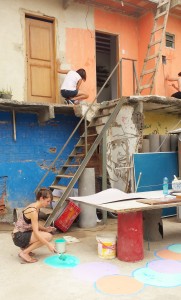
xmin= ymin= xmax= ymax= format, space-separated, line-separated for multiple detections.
xmin=0 ymin=0 xmax=94 ymax=101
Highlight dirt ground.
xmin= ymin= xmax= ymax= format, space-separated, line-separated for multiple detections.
xmin=0 ymin=217 xmax=181 ymax=300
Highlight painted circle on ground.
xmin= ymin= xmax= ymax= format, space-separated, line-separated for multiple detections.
xmin=44 ymin=254 xmax=79 ymax=268
xmin=168 ymin=244 xmax=181 ymax=254
xmin=148 ymin=259 xmax=181 ymax=274
xmin=156 ymin=249 xmax=181 ymax=261
xmin=133 ymin=267 xmax=181 ymax=287
xmin=95 ymin=275 xmax=144 ymax=295
xmin=72 ymin=262 xmax=120 ymax=282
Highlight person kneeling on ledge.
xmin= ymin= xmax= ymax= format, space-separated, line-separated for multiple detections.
xmin=57 ymin=59 xmax=89 ymax=105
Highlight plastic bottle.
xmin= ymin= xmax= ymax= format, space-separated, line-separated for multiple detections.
xmin=163 ymin=177 xmax=168 ymax=195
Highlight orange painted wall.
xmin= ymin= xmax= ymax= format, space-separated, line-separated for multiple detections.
xmin=95 ymin=9 xmax=139 ymax=96
xmin=66 ymin=28 xmax=96 ymax=102
xmin=65 ymin=10 xmax=181 ymax=101
xmin=138 ymin=12 xmax=181 ymax=97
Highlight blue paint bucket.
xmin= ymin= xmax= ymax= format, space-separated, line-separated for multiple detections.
xmin=55 ymin=238 xmax=66 ymax=253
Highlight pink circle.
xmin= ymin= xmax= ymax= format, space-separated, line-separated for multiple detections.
xmin=148 ymin=259 xmax=181 ymax=274
xmin=72 ymin=262 xmax=120 ymax=282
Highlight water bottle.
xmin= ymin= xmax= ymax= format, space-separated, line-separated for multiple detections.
xmin=163 ymin=177 xmax=168 ymax=195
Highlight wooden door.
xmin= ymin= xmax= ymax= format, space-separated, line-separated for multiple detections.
xmin=26 ymin=16 xmax=56 ymax=103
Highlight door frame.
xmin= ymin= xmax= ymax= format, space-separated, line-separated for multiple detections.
xmin=24 ymin=13 xmax=58 ymax=103
xmin=95 ymin=30 xmax=120 ymax=101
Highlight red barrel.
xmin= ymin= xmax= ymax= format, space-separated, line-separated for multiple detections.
xmin=117 ymin=212 xmax=144 ymax=262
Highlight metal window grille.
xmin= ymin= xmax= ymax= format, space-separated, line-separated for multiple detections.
xmin=166 ymin=33 xmax=175 ymax=48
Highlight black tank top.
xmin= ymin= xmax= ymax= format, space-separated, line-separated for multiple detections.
xmin=23 ymin=207 xmax=37 ymax=224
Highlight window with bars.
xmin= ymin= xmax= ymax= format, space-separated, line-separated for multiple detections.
xmin=166 ymin=33 xmax=175 ymax=48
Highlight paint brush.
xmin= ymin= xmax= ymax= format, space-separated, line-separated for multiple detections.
xmin=59 ymin=253 xmax=66 ymax=261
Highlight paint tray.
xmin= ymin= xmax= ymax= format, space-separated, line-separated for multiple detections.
xmin=54 ymin=200 xmax=81 ymax=232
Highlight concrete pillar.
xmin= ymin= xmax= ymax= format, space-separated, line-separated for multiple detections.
xmin=170 ymin=134 xmax=178 ymax=152
xmin=142 ymin=139 xmax=150 ymax=152
xmin=149 ymin=134 xmax=160 ymax=152
xmin=143 ymin=209 xmax=163 ymax=241
xmin=160 ymin=135 xmax=170 ymax=152
xmin=78 ymin=168 xmax=97 ymax=228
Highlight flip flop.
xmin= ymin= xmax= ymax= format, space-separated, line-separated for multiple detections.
xmin=18 ymin=253 xmax=38 ymax=264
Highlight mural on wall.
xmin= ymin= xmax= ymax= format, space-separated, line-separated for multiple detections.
xmin=106 ymin=105 xmax=141 ymax=192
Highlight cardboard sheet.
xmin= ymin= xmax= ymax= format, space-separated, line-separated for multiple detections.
xmin=69 ymin=188 xmax=169 ymax=205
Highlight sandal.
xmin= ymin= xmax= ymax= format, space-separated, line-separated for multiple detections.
xmin=18 ymin=252 xmax=38 ymax=264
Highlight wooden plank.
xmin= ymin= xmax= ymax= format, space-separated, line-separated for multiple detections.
xmin=137 ymin=198 xmax=181 ymax=205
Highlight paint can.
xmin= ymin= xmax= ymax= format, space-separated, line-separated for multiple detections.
xmin=96 ymin=234 xmax=117 ymax=259
xmin=55 ymin=238 xmax=66 ymax=253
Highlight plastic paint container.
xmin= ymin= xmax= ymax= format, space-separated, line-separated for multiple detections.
xmin=55 ymin=238 xmax=66 ymax=253
xmin=96 ymin=234 xmax=117 ymax=259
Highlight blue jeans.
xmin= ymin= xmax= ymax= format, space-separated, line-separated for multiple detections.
xmin=61 ymin=89 xmax=78 ymax=99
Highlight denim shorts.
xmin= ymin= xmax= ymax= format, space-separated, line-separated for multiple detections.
xmin=12 ymin=231 xmax=32 ymax=248
xmin=61 ymin=89 xmax=78 ymax=99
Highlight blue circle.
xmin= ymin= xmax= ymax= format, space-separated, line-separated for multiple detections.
xmin=133 ymin=267 xmax=181 ymax=287
xmin=168 ymin=244 xmax=181 ymax=254
xmin=44 ymin=254 xmax=79 ymax=268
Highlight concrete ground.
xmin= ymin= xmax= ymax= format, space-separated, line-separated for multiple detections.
xmin=0 ymin=217 xmax=181 ymax=300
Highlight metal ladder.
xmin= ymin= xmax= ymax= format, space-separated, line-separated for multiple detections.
xmin=138 ymin=0 xmax=171 ymax=94
xmin=44 ymin=98 xmax=127 ymax=226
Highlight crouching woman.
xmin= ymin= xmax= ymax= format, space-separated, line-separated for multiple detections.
xmin=12 ymin=188 xmax=57 ymax=263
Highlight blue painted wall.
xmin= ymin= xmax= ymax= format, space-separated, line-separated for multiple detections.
xmin=133 ymin=152 xmax=179 ymax=217
xmin=0 ymin=111 xmax=80 ymax=208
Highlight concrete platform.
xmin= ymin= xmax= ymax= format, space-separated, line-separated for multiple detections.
xmin=0 ymin=217 xmax=181 ymax=300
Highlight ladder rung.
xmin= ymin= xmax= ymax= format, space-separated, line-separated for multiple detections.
xmin=99 ymin=103 xmax=117 ymax=110
xmin=151 ymin=25 xmax=164 ymax=34
xmin=89 ymin=123 xmax=105 ymax=128
xmin=81 ymin=134 xmax=97 ymax=138
xmin=155 ymin=11 xmax=167 ymax=20
xmin=149 ymin=39 xmax=162 ymax=47
xmin=61 ymin=164 xmax=80 ymax=167
xmin=142 ymin=68 xmax=156 ymax=76
xmin=139 ymin=84 xmax=152 ymax=90
xmin=53 ymin=196 xmax=61 ymax=201
xmin=56 ymin=174 xmax=74 ymax=179
xmin=157 ymin=1 xmax=169 ymax=9
xmin=94 ymin=113 xmax=111 ymax=119
xmin=75 ymin=144 xmax=91 ymax=148
xmin=49 ymin=185 xmax=67 ymax=190
xmin=144 ymin=54 xmax=159 ymax=62
xmin=69 ymin=153 xmax=84 ymax=158
xmin=40 ymin=207 xmax=53 ymax=215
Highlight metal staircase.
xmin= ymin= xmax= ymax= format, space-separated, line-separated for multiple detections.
xmin=44 ymin=98 xmax=126 ymax=226
xmin=35 ymin=58 xmax=139 ymax=226
xmin=138 ymin=0 xmax=171 ymax=94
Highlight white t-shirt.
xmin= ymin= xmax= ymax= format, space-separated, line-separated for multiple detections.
xmin=61 ymin=70 xmax=81 ymax=91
